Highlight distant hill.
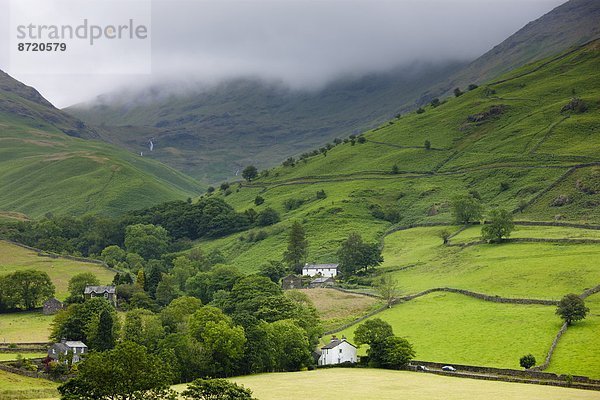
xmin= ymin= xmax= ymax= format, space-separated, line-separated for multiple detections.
xmin=66 ymin=63 xmax=464 ymax=184
xmin=0 ymin=70 xmax=204 ymax=218
xmin=66 ymin=0 xmax=600 ymax=185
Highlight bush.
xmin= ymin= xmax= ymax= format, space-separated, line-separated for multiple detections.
xmin=500 ymin=181 xmax=510 ymax=192
xmin=220 ymin=182 xmax=230 ymax=191
xmin=282 ymin=157 xmax=296 ymax=167
xmin=424 ymin=140 xmax=431 ymax=150
xmin=468 ymin=84 xmax=479 ymax=91
xmin=254 ymin=196 xmax=265 ymax=206
xmin=283 ymin=198 xmax=305 ymax=211
xmin=454 ymin=88 xmax=463 ymax=97
xmin=182 ymin=378 xmax=255 ymax=400
xmin=430 ymin=98 xmax=440 ymax=107
xmin=561 ymin=97 xmax=587 ymax=113
xmin=256 ymin=208 xmax=280 ymax=226
xmin=519 ymin=354 xmax=536 ymax=369
xmin=316 ymin=189 xmax=327 ymax=199
xmin=206 ymin=186 xmax=215 ymax=194
xmin=415 ymin=107 xmax=425 ymax=114
xmin=391 ymin=164 xmax=400 ymax=174
xmin=357 ymin=136 xmax=366 ymax=144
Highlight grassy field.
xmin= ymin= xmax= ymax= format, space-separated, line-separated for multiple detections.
xmin=220 ymin=369 xmax=600 ymax=400
xmin=0 ymin=353 xmax=45 ymax=361
xmin=293 ymin=289 xmax=382 ymax=332
xmin=548 ymin=293 xmax=600 ymax=378
xmin=0 ymin=240 xmax=115 ymax=299
xmin=0 ymin=312 xmax=53 ymax=343
xmin=0 ymin=370 xmax=58 ymax=400
xmin=333 ymin=292 xmax=559 ymax=371
xmin=383 ymin=226 xmax=600 ymax=299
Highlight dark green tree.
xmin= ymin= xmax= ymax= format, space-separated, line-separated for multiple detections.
xmin=88 ymin=309 xmax=116 ymax=351
xmin=379 ymin=336 xmax=415 ymax=369
xmin=258 ymin=261 xmax=288 ymax=283
xmin=520 ymin=354 xmax=536 ymax=369
xmin=481 ymin=209 xmax=514 ymax=242
xmin=556 ymin=294 xmax=589 ymax=325
xmin=337 ymin=233 xmax=383 ymax=276
xmin=58 ymin=341 xmax=176 ymax=400
xmin=283 ymin=222 xmax=308 ymax=273
xmin=66 ymin=272 xmax=100 ymax=304
xmin=124 ymin=224 xmax=170 ymax=260
xmin=2 ymin=270 xmax=55 ymax=310
xmin=242 ymin=166 xmax=258 ymax=182
xmin=424 ymin=140 xmax=431 ymax=150
xmin=256 ymin=208 xmax=280 ymax=226
xmin=354 ymin=318 xmax=394 ymax=346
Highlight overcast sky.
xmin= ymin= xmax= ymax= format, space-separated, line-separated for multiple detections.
xmin=0 ymin=0 xmax=565 ymax=108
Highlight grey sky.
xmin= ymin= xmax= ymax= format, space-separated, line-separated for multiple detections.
xmin=0 ymin=0 xmax=565 ymax=108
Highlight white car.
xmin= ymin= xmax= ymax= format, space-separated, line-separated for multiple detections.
xmin=442 ymin=365 xmax=456 ymax=372
xmin=417 ymin=365 xmax=429 ymax=371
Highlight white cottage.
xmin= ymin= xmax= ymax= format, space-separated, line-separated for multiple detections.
xmin=302 ymin=263 xmax=338 ymax=278
xmin=318 ymin=336 xmax=357 ymax=366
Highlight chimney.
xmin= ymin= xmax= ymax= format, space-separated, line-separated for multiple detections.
xmin=330 ymin=335 xmax=337 ymax=342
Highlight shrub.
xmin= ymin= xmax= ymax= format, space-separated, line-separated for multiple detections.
xmin=415 ymin=107 xmax=425 ymax=114
xmin=424 ymin=140 xmax=431 ymax=150
xmin=391 ymin=164 xmax=400 ymax=174
xmin=254 ymin=196 xmax=265 ymax=206
xmin=256 ymin=208 xmax=280 ymax=226
xmin=500 ymin=181 xmax=510 ymax=192
xmin=207 ymin=186 xmax=215 ymax=194
xmin=220 ymin=182 xmax=230 ymax=191
xmin=453 ymin=87 xmax=463 ymax=97
xmin=182 ymin=378 xmax=255 ymax=400
xmin=316 ymin=189 xmax=327 ymax=199
xmin=430 ymin=98 xmax=440 ymax=107
xmin=468 ymin=84 xmax=479 ymax=91
xmin=283 ymin=198 xmax=305 ymax=211
xmin=519 ymin=354 xmax=536 ymax=369
xmin=561 ymin=97 xmax=587 ymax=113
xmin=357 ymin=136 xmax=366 ymax=144
xmin=556 ymin=294 xmax=589 ymax=325
xmin=282 ymin=157 xmax=296 ymax=167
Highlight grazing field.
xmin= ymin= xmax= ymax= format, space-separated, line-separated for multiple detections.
xmin=293 ymin=289 xmax=382 ymax=332
xmin=0 ymin=240 xmax=115 ymax=299
xmin=219 ymin=369 xmax=600 ymax=400
xmin=0 ymin=312 xmax=53 ymax=343
xmin=0 ymin=370 xmax=57 ymax=400
xmin=383 ymin=226 xmax=600 ymax=299
xmin=548 ymin=293 xmax=600 ymax=378
xmin=334 ymin=292 xmax=558 ymax=371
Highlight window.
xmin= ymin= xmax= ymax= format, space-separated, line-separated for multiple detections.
xmin=339 ymin=349 xmax=343 ymax=354
xmin=52 ymin=349 xmax=56 ymax=354
xmin=104 ymin=292 xmax=109 ymax=299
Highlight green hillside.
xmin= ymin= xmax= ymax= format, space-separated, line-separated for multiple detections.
xmin=0 ymin=71 xmax=204 ymax=218
xmin=196 ymin=40 xmax=600 ymax=268
xmin=188 ymin=41 xmax=600 ymax=377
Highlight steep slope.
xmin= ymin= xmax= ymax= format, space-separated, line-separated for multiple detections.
xmin=67 ymin=63 xmax=463 ymax=183
xmin=437 ymin=0 xmax=600 ymax=94
xmin=196 ymin=39 xmax=600 ymax=269
xmin=0 ymin=70 xmax=204 ymax=218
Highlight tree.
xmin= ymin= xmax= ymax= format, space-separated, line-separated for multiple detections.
xmin=283 ymin=222 xmax=308 ymax=274
xmin=391 ymin=164 xmax=400 ymax=174
xmin=156 ymin=274 xmax=180 ymax=306
xmin=258 ymin=261 xmax=288 ymax=283
xmin=438 ymin=229 xmax=451 ymax=244
xmin=182 ymin=379 xmax=255 ymax=400
xmin=136 ymin=269 xmax=146 ymax=289
xmin=58 ymin=341 xmax=176 ymax=400
xmin=451 ymin=195 xmax=483 ymax=224
xmin=87 ymin=309 xmax=116 ymax=351
xmin=481 ymin=209 xmax=514 ymax=242
xmin=454 ymin=87 xmax=463 ymax=97
xmin=254 ymin=196 xmax=264 ymax=206
xmin=256 ymin=208 xmax=280 ymax=226
xmin=375 ymin=275 xmax=400 ymax=307
xmin=160 ymin=296 xmax=203 ymax=332
xmin=354 ymin=318 xmax=394 ymax=347
xmin=556 ymin=294 xmax=589 ymax=325
xmin=51 ymin=298 xmax=118 ymax=344
xmin=67 ymin=273 xmax=100 ymax=303
xmin=242 ymin=166 xmax=258 ymax=182
xmin=264 ymin=319 xmax=312 ymax=371
xmin=124 ymin=224 xmax=170 ymax=260
xmin=100 ymin=245 xmax=126 ymax=268
xmin=379 ymin=336 xmax=415 ymax=369
xmin=337 ymin=233 xmax=383 ymax=277
xmin=424 ymin=140 xmax=431 ymax=150
xmin=430 ymin=98 xmax=440 ymax=107
xmin=3 ymin=270 xmax=55 ymax=310
xmin=520 ymin=354 xmax=536 ymax=369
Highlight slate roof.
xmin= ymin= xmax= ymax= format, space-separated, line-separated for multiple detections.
xmin=304 ymin=263 xmax=339 ymax=270
xmin=84 ymin=285 xmax=116 ymax=294
xmin=321 ymin=338 xmax=356 ymax=350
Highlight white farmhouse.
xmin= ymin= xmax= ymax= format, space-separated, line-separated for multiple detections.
xmin=318 ymin=336 xmax=357 ymax=366
xmin=302 ymin=263 xmax=338 ymax=278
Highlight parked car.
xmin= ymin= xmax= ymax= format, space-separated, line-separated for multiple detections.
xmin=417 ymin=365 xmax=430 ymax=371
xmin=442 ymin=365 xmax=456 ymax=372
